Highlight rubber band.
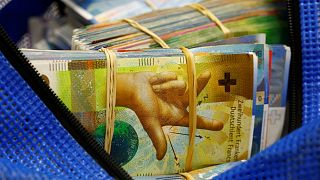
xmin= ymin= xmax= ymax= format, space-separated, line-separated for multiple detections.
xmin=181 ymin=47 xmax=197 ymax=171
xmin=99 ymin=47 xmax=197 ymax=168
xmin=123 ymin=18 xmax=170 ymax=48
xmin=188 ymin=3 xmax=231 ymax=36
xmin=98 ymin=48 xmax=117 ymax=153
xmin=180 ymin=172 xmax=195 ymax=180
xmin=144 ymin=0 xmax=157 ymax=10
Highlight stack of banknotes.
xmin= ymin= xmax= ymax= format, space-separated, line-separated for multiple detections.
xmin=71 ymin=0 xmax=288 ymax=50
xmin=27 ymin=0 xmax=207 ymax=49
xmin=21 ymin=33 xmax=291 ymax=175
xmin=23 ymin=47 xmax=257 ymax=176
xmin=41 ymin=0 xmax=203 ymax=49
xmin=27 ymin=0 xmax=287 ymax=50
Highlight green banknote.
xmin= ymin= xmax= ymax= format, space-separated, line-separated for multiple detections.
xmin=23 ymin=48 xmax=257 ymax=175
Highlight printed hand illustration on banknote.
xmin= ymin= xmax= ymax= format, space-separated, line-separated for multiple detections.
xmin=115 ymin=71 xmax=224 ymax=160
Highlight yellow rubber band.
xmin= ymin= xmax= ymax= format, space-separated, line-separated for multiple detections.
xmin=144 ymin=0 xmax=157 ymax=10
xmin=188 ymin=3 xmax=231 ymax=36
xmin=123 ymin=18 xmax=170 ymax=48
xmin=181 ymin=47 xmax=197 ymax=172
xmin=99 ymin=48 xmax=117 ymax=153
xmin=180 ymin=172 xmax=195 ymax=180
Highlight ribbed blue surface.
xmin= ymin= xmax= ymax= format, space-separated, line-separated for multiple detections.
xmin=216 ymin=112 xmax=320 ymax=179
xmin=216 ymin=0 xmax=320 ymax=179
xmin=300 ymin=0 xmax=320 ymax=124
xmin=0 ymin=158 xmax=60 ymax=179
xmin=0 ymin=52 xmax=112 ymax=179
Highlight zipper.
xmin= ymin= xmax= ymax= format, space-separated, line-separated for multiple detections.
xmin=0 ymin=25 xmax=132 ymax=180
xmin=286 ymin=0 xmax=302 ymax=131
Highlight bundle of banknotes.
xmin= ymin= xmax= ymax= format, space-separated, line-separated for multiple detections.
xmin=27 ymin=0 xmax=287 ymax=50
xmin=28 ymin=0 xmax=205 ymax=49
xmin=21 ymin=34 xmax=291 ymax=175
xmin=71 ymin=0 xmax=288 ymax=50
xmin=21 ymin=0 xmax=292 ymax=177
xmin=23 ymin=46 xmax=257 ymax=175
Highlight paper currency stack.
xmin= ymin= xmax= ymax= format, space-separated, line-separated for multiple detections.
xmin=27 ymin=0 xmax=203 ymax=49
xmin=71 ymin=0 xmax=288 ymax=50
xmin=21 ymin=0 xmax=292 ymax=178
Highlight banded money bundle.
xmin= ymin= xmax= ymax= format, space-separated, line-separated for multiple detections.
xmin=27 ymin=0 xmax=204 ymax=50
xmin=72 ymin=0 xmax=288 ymax=50
xmin=23 ymin=47 xmax=258 ymax=175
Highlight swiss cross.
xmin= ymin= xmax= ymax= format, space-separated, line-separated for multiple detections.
xmin=270 ymin=109 xmax=281 ymax=124
xmin=218 ymin=73 xmax=236 ymax=92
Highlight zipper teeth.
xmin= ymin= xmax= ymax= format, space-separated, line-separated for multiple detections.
xmin=0 ymin=0 xmax=12 ymax=10
xmin=0 ymin=25 xmax=132 ymax=180
xmin=286 ymin=0 xmax=302 ymax=131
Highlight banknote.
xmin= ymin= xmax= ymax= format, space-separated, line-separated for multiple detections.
xmin=195 ymin=44 xmax=270 ymax=155
xmin=23 ymin=48 xmax=257 ymax=175
xmin=143 ymin=44 xmax=269 ymax=155
xmin=264 ymin=45 xmax=291 ymax=148
xmin=195 ymin=34 xmax=266 ymax=47
xmin=193 ymin=44 xmax=270 ymax=155
xmin=134 ymin=160 xmax=245 ymax=179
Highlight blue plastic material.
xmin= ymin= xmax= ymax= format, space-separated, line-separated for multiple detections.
xmin=300 ymin=0 xmax=320 ymax=125
xmin=0 ymin=158 xmax=60 ymax=179
xmin=216 ymin=113 xmax=320 ymax=179
xmin=0 ymin=52 xmax=112 ymax=179
xmin=216 ymin=0 xmax=320 ymax=179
